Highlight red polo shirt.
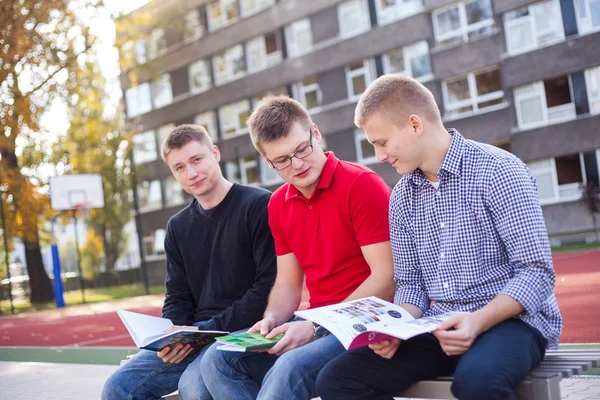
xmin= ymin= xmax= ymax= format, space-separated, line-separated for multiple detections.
xmin=268 ymin=152 xmax=391 ymax=309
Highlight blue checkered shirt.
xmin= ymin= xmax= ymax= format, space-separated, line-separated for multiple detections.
xmin=390 ymin=130 xmax=562 ymax=349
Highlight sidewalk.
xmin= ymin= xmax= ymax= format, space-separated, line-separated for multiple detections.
xmin=0 ymin=360 xmax=598 ymax=400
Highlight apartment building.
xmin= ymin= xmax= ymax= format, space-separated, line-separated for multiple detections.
xmin=118 ymin=0 xmax=600 ymax=283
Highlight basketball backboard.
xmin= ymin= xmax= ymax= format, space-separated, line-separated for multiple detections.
xmin=49 ymin=174 xmax=105 ymax=211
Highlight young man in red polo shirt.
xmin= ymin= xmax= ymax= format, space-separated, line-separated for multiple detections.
xmin=200 ymin=95 xmax=395 ymax=400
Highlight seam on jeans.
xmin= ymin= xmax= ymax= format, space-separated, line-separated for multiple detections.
xmin=129 ymin=361 xmax=179 ymax=396
xmin=227 ymin=352 xmax=259 ymax=400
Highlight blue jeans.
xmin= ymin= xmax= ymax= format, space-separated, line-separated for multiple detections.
xmin=316 ymin=318 xmax=547 ymax=400
xmin=201 ymin=332 xmax=346 ymax=400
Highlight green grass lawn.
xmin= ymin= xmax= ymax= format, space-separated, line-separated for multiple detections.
xmin=0 ymin=347 xmax=139 ymax=365
xmin=0 ymin=284 xmax=165 ymax=314
xmin=551 ymin=242 xmax=600 ymax=253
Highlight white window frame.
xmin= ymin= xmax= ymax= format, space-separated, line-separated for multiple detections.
xmin=213 ymin=44 xmax=246 ymax=85
xmin=207 ymin=0 xmax=240 ymax=32
xmin=240 ymin=0 xmax=275 ymax=17
xmin=529 ymin=154 xmax=588 ymax=205
xmin=260 ymin=157 xmax=283 ymax=186
xmin=195 ymin=111 xmax=218 ymax=141
xmin=432 ymin=0 xmax=495 ymax=47
xmin=345 ymin=59 xmax=376 ymax=101
xmin=148 ymin=28 xmax=167 ymax=59
xmin=125 ymin=83 xmax=152 ymax=118
xmin=285 ymin=18 xmax=313 ymax=58
xmin=134 ymin=40 xmax=147 ymax=64
xmin=143 ymin=229 xmax=167 ymax=259
xmin=375 ymin=0 xmax=424 ymax=26
xmin=382 ymin=40 xmax=433 ymax=82
xmin=354 ymin=130 xmax=377 ymax=164
xmin=164 ymin=176 xmax=185 ymax=207
xmin=184 ymin=8 xmax=205 ymax=41
xmin=575 ymin=0 xmax=600 ymax=35
xmin=219 ymin=100 xmax=250 ymax=137
xmin=226 ymin=156 xmax=260 ymax=185
xmin=442 ymin=66 xmax=504 ymax=118
xmin=157 ymin=123 xmax=176 ymax=150
xmin=585 ymin=65 xmax=600 ymax=114
xmin=246 ymin=32 xmax=282 ymax=73
xmin=132 ymin=131 xmax=157 ymax=164
xmin=151 ymin=74 xmax=173 ymax=109
xmin=503 ymin=0 xmax=565 ymax=56
xmin=189 ymin=59 xmax=212 ymax=94
xmin=138 ymin=180 xmax=162 ymax=212
xmin=338 ymin=0 xmax=371 ymax=39
xmin=293 ymin=78 xmax=323 ymax=112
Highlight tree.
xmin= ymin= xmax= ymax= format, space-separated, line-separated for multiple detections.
xmin=580 ymin=181 xmax=600 ymax=243
xmin=1 ymin=0 xmax=99 ymax=302
xmin=80 ymin=230 xmax=104 ymax=279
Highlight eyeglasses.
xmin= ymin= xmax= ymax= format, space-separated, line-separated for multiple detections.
xmin=268 ymin=128 xmax=314 ymax=171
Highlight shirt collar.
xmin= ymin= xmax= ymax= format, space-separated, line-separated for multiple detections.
xmin=405 ymin=129 xmax=465 ymax=186
xmin=285 ymin=152 xmax=339 ymax=201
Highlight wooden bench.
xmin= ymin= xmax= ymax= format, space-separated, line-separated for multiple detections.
xmin=160 ymin=349 xmax=600 ymax=400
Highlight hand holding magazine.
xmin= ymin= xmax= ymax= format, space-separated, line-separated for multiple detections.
xmin=295 ymin=296 xmax=466 ymax=350
xmin=117 ymin=310 xmax=227 ymax=352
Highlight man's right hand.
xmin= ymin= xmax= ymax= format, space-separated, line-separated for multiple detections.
xmin=157 ymin=344 xmax=193 ymax=364
xmin=369 ymin=338 xmax=401 ymax=359
xmin=248 ymin=316 xmax=279 ymax=335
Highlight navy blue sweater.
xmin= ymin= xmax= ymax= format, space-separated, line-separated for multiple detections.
xmin=162 ymin=184 xmax=276 ymax=331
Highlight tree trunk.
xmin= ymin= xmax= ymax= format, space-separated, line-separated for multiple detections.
xmin=102 ymin=224 xmax=115 ymax=273
xmin=24 ymin=234 xmax=54 ymax=304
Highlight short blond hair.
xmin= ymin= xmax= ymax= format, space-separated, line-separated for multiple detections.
xmin=247 ymin=95 xmax=312 ymax=154
xmin=355 ymin=75 xmax=441 ymax=129
xmin=161 ymin=124 xmax=213 ymax=162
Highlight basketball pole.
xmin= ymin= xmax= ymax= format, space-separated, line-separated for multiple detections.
xmin=72 ymin=209 xmax=86 ymax=304
xmin=0 ymin=169 xmax=15 ymax=314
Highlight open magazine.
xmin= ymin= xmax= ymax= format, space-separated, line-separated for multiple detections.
xmin=117 ymin=310 xmax=227 ymax=352
xmin=216 ymin=332 xmax=285 ymax=352
xmin=295 ymin=296 xmax=465 ymax=350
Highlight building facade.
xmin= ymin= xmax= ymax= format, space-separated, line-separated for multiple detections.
xmin=118 ymin=0 xmax=600 ymax=283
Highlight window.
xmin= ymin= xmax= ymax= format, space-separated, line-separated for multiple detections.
xmin=246 ymin=32 xmax=282 ymax=73
xmin=184 ymin=8 xmax=205 ymax=40
xmin=293 ymin=77 xmax=322 ymax=111
xmin=375 ymin=0 xmax=423 ymax=26
xmin=138 ymin=180 xmax=162 ymax=212
xmin=575 ymin=0 xmax=600 ymax=35
xmin=354 ymin=130 xmax=376 ymax=164
xmin=528 ymin=152 xmax=593 ymax=205
xmin=164 ymin=176 xmax=185 ymax=207
xmin=514 ymin=76 xmax=576 ymax=129
xmin=148 ymin=28 xmax=167 ymax=59
xmin=382 ymin=40 xmax=433 ymax=82
xmin=195 ymin=111 xmax=218 ymax=141
xmin=213 ymin=44 xmax=246 ymax=85
xmin=132 ymin=131 xmax=157 ymax=164
xmin=125 ymin=83 xmax=152 ymax=118
xmin=134 ymin=40 xmax=147 ymax=64
xmin=285 ymin=18 xmax=313 ymax=57
xmin=346 ymin=60 xmax=375 ymax=101
xmin=503 ymin=0 xmax=564 ymax=56
xmin=240 ymin=0 xmax=275 ymax=16
xmin=586 ymin=66 xmax=600 ymax=114
xmin=442 ymin=66 xmax=503 ymax=117
xmin=260 ymin=157 xmax=283 ymax=185
xmin=157 ymin=124 xmax=176 ymax=149
xmin=433 ymin=0 xmax=494 ymax=47
xmin=226 ymin=156 xmax=259 ymax=185
xmin=143 ymin=229 xmax=166 ymax=258
xmin=151 ymin=74 xmax=173 ymax=108
xmin=207 ymin=0 xmax=240 ymax=31
xmin=189 ymin=59 xmax=212 ymax=94
xmin=219 ymin=100 xmax=251 ymax=137
xmin=119 ymin=40 xmax=147 ymax=69
xmin=338 ymin=0 xmax=371 ymax=39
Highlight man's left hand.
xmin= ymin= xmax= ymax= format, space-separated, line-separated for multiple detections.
xmin=266 ymin=320 xmax=316 ymax=356
xmin=432 ymin=313 xmax=484 ymax=356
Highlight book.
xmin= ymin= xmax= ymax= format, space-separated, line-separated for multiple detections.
xmin=216 ymin=332 xmax=285 ymax=352
xmin=117 ymin=310 xmax=228 ymax=352
xmin=294 ymin=296 xmax=465 ymax=350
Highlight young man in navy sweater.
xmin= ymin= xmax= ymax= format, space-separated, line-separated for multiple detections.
xmin=102 ymin=124 xmax=277 ymax=400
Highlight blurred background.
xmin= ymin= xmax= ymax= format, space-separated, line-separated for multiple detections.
xmin=1 ymin=0 xmax=599 ymax=312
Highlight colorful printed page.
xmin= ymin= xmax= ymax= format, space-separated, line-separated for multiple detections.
xmin=216 ymin=332 xmax=285 ymax=352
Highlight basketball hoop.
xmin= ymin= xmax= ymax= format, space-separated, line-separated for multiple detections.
xmin=74 ymin=201 xmax=92 ymax=223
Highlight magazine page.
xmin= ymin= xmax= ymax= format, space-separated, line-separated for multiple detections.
xmin=117 ymin=310 xmax=173 ymax=348
xmin=294 ymin=296 xmax=414 ymax=349
xmin=143 ymin=331 xmax=227 ymax=352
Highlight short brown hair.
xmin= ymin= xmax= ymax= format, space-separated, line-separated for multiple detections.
xmin=247 ymin=95 xmax=312 ymax=154
xmin=354 ymin=75 xmax=441 ymax=129
xmin=161 ymin=124 xmax=213 ymax=162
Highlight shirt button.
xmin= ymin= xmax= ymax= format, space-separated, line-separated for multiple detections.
xmin=308 ymin=205 xmax=313 ymax=209
xmin=436 ymin=191 xmax=441 ymax=197
xmin=443 ymin=282 xmax=449 ymax=289
xmin=440 ymin=222 xmax=446 ymax=228
xmin=440 ymin=252 xmax=445 ymax=259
